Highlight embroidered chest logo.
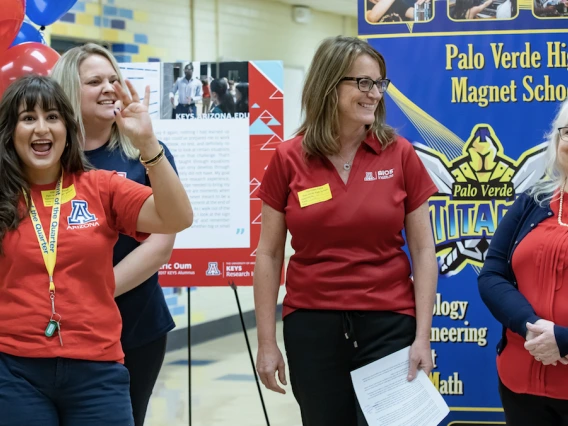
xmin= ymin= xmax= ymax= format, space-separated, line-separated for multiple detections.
xmin=67 ymin=200 xmax=99 ymax=230
xmin=364 ymin=169 xmax=395 ymax=181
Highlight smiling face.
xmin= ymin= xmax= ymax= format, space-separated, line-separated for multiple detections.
xmin=336 ymin=54 xmax=383 ymax=132
xmin=13 ymin=102 xmax=67 ymax=184
xmin=79 ymin=54 xmax=120 ymax=128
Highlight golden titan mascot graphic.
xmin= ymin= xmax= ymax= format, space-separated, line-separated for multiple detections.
xmin=414 ymin=124 xmax=547 ymax=276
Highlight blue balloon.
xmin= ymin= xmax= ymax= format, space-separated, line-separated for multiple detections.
xmin=26 ymin=0 xmax=77 ymax=27
xmin=10 ymin=22 xmax=43 ymax=47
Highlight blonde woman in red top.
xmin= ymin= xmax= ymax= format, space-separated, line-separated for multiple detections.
xmin=479 ymin=100 xmax=568 ymax=425
xmin=253 ymin=36 xmax=438 ymax=426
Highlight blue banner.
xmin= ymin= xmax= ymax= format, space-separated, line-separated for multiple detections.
xmin=360 ymin=1 xmax=568 ymax=423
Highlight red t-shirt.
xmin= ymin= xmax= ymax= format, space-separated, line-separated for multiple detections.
xmin=499 ymin=195 xmax=568 ymax=399
xmin=259 ymin=134 xmax=437 ymax=317
xmin=0 ymin=170 xmax=152 ymax=363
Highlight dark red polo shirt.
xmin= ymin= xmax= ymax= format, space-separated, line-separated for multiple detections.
xmin=259 ymin=133 xmax=437 ymax=317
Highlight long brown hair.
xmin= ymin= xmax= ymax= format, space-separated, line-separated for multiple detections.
xmin=0 ymin=75 xmax=89 ymax=253
xmin=297 ymin=36 xmax=396 ymax=158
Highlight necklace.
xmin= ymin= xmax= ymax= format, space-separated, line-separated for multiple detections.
xmin=560 ymin=180 xmax=568 ymax=227
xmin=337 ymin=148 xmax=358 ymax=171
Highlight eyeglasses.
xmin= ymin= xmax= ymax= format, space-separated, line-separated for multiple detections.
xmin=559 ymin=127 xmax=568 ymax=142
xmin=339 ymin=77 xmax=390 ymax=93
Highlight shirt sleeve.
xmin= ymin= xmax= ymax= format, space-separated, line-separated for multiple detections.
xmin=477 ymin=194 xmax=541 ymax=340
xmin=193 ymin=82 xmax=203 ymax=102
xmin=99 ymin=170 xmax=153 ymax=241
xmin=400 ymin=138 xmax=438 ymax=213
xmin=258 ymin=147 xmax=289 ymax=213
xmin=170 ymin=79 xmax=178 ymax=97
xmin=555 ymin=326 xmax=568 ymax=357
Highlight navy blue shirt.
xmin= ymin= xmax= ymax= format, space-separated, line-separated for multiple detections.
xmin=478 ymin=192 xmax=568 ymax=357
xmin=85 ymin=141 xmax=176 ymax=351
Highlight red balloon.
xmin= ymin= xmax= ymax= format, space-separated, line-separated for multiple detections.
xmin=0 ymin=42 xmax=60 ymax=99
xmin=0 ymin=0 xmax=25 ymax=54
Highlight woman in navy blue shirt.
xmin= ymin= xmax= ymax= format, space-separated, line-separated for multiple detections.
xmin=52 ymin=44 xmax=176 ymax=426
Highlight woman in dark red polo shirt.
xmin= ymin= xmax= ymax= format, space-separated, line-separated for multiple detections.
xmin=479 ymin=100 xmax=568 ymax=425
xmin=253 ymin=36 xmax=438 ymax=425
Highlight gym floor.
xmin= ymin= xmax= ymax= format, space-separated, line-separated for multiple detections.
xmin=145 ymin=321 xmax=302 ymax=426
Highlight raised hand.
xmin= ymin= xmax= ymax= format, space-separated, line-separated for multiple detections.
xmin=113 ymin=80 xmax=158 ymax=156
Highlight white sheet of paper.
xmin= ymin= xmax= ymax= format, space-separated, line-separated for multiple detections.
xmin=350 ymin=346 xmax=449 ymax=426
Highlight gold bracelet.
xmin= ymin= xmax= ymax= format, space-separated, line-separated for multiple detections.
xmin=140 ymin=147 xmax=164 ymax=165
xmin=142 ymin=150 xmax=166 ymax=172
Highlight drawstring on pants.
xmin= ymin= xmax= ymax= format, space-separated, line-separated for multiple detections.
xmin=342 ymin=312 xmax=358 ymax=348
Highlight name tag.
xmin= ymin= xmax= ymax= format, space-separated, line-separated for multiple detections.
xmin=298 ymin=184 xmax=332 ymax=208
xmin=41 ymin=185 xmax=76 ymax=207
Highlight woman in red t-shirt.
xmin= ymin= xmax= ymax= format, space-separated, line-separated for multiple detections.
xmin=0 ymin=75 xmax=192 ymax=426
xmin=253 ymin=36 xmax=438 ymax=425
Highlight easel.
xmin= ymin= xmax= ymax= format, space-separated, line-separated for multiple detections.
xmin=187 ymin=282 xmax=271 ymax=426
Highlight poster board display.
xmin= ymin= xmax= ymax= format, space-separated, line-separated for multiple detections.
xmin=121 ymin=60 xmax=284 ymax=287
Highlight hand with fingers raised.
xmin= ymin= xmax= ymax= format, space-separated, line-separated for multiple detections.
xmin=112 ymin=80 xmax=160 ymax=159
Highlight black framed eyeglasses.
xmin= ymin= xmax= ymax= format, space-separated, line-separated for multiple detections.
xmin=339 ymin=77 xmax=390 ymax=93
xmin=559 ymin=127 xmax=568 ymax=142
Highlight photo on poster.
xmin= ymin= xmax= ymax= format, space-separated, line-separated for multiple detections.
xmin=160 ymin=61 xmax=249 ymax=119
xmin=533 ymin=0 xmax=568 ymax=17
xmin=448 ymin=0 xmax=518 ymax=19
xmin=160 ymin=61 xmax=201 ymax=119
xmin=365 ymin=0 xmax=434 ymax=23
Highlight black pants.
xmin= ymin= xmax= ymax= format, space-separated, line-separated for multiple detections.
xmin=283 ymin=310 xmax=416 ymax=426
xmin=124 ymin=335 xmax=168 ymax=426
xmin=499 ymin=380 xmax=568 ymax=426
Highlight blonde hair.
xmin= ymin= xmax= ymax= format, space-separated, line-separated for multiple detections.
xmin=529 ymin=99 xmax=568 ymax=205
xmin=51 ymin=43 xmax=138 ymax=159
xmin=297 ymin=36 xmax=396 ymax=158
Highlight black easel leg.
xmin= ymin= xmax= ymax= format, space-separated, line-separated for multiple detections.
xmin=230 ymin=282 xmax=271 ymax=426
xmin=187 ymin=287 xmax=192 ymax=426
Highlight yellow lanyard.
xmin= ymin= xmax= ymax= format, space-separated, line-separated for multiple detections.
xmin=25 ymin=172 xmax=64 ymax=345
xmin=27 ymin=172 xmax=63 ymax=292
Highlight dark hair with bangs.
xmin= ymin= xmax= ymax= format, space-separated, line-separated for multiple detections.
xmin=0 ymin=75 xmax=89 ymax=254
